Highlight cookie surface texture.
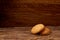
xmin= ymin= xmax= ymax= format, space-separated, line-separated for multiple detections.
xmin=41 ymin=27 xmax=51 ymax=35
xmin=31 ymin=24 xmax=45 ymax=34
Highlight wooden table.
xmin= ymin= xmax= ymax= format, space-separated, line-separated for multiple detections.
xmin=0 ymin=26 xmax=60 ymax=40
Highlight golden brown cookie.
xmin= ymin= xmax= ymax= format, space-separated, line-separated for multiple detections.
xmin=31 ymin=24 xmax=45 ymax=34
xmin=40 ymin=27 xmax=51 ymax=35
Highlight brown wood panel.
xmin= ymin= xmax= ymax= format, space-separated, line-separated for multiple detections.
xmin=0 ymin=0 xmax=60 ymax=27
xmin=0 ymin=27 xmax=60 ymax=40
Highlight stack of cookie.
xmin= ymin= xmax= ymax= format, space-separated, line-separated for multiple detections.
xmin=31 ymin=24 xmax=51 ymax=35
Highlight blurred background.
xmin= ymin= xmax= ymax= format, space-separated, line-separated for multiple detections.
xmin=0 ymin=0 xmax=60 ymax=27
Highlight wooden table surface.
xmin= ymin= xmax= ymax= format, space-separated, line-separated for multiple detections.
xmin=0 ymin=26 xmax=60 ymax=40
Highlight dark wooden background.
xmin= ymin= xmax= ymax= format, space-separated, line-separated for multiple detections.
xmin=0 ymin=0 xmax=60 ymax=27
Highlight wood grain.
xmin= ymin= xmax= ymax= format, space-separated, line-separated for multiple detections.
xmin=0 ymin=0 xmax=60 ymax=27
xmin=0 ymin=27 xmax=60 ymax=40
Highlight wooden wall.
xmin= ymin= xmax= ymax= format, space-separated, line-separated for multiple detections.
xmin=0 ymin=0 xmax=60 ymax=27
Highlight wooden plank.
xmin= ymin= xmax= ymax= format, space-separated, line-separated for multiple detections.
xmin=0 ymin=27 xmax=60 ymax=40
xmin=0 ymin=0 xmax=60 ymax=27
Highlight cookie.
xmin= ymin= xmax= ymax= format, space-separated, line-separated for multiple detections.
xmin=40 ymin=27 xmax=51 ymax=35
xmin=31 ymin=24 xmax=45 ymax=34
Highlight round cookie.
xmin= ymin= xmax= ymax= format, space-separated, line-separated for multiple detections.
xmin=40 ymin=27 xmax=51 ymax=35
xmin=31 ymin=24 xmax=45 ymax=34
